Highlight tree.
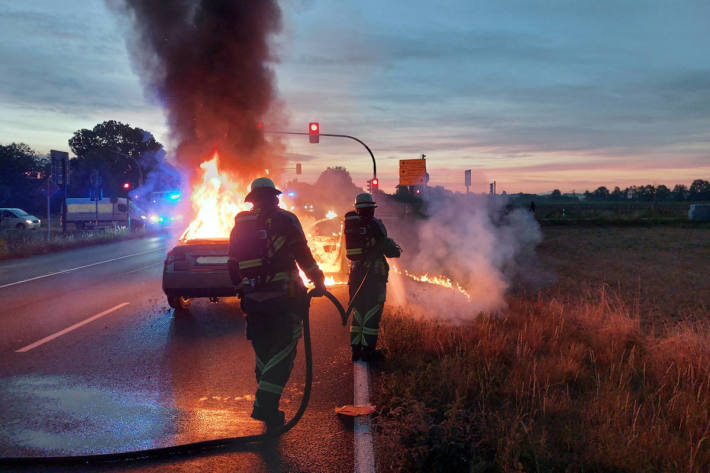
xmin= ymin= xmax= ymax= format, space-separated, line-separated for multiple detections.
xmin=68 ymin=120 xmax=164 ymax=197
xmin=655 ymin=185 xmax=671 ymax=202
xmin=672 ymin=184 xmax=689 ymax=201
xmin=0 ymin=143 xmax=47 ymax=212
xmin=689 ymin=179 xmax=710 ymax=201
xmin=590 ymin=186 xmax=610 ymax=201
xmin=313 ymin=167 xmax=363 ymax=213
xmin=550 ymin=189 xmax=562 ymax=199
xmin=611 ymin=186 xmax=624 ymax=201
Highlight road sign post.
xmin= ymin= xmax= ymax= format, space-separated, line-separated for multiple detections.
xmin=465 ymin=169 xmax=471 ymax=194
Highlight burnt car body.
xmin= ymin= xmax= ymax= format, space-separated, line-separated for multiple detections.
xmin=162 ymin=238 xmax=236 ymax=309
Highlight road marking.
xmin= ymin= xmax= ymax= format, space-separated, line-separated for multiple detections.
xmin=354 ymin=360 xmax=375 ymax=473
xmin=15 ymin=302 xmax=130 ymax=353
xmin=0 ymin=249 xmax=162 ymax=289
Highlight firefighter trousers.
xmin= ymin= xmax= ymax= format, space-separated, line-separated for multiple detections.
xmin=246 ymin=311 xmax=302 ymax=413
xmin=349 ymin=273 xmax=387 ymax=351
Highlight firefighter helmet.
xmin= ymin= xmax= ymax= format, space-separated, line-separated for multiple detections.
xmin=355 ymin=192 xmax=376 ymax=209
xmin=246 ymin=177 xmax=282 ymax=202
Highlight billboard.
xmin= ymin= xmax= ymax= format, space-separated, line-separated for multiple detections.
xmin=399 ymin=158 xmax=427 ymax=186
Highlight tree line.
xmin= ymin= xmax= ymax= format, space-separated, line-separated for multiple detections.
xmin=1 ymin=121 xmax=178 ymax=215
xmin=571 ymin=181 xmax=709 ymax=202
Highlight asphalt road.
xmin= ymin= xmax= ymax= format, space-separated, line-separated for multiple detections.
xmin=0 ymin=235 xmax=355 ymax=472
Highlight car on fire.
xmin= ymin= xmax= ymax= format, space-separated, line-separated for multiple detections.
xmin=162 ymin=238 xmax=236 ymax=310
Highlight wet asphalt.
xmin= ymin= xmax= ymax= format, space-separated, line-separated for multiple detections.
xmin=0 ymin=235 xmax=354 ymax=472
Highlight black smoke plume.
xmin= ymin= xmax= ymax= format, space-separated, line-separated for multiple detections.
xmin=109 ymin=0 xmax=283 ymax=182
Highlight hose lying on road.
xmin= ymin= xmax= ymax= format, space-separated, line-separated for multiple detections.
xmin=0 ymin=288 xmax=352 ymax=467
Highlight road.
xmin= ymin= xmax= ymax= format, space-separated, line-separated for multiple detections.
xmin=0 ymin=235 xmax=356 ymax=472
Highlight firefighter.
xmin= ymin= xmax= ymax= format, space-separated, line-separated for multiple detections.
xmin=345 ymin=192 xmax=401 ymax=362
xmin=227 ymin=177 xmax=326 ymax=429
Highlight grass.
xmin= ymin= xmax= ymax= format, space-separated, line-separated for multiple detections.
xmin=374 ymin=225 xmax=710 ymax=472
xmin=0 ymin=226 xmax=149 ymax=260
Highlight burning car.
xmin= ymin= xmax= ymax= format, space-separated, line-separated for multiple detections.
xmin=162 ymin=238 xmax=235 ymax=310
xmin=161 ymin=155 xmax=351 ymax=311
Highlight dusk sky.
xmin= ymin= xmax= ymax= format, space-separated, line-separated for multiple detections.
xmin=1 ymin=0 xmax=708 ymax=193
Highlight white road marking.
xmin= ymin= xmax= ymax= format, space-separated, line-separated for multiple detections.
xmin=15 ymin=302 xmax=130 ymax=353
xmin=0 ymin=249 xmax=162 ymax=289
xmin=354 ymin=360 xmax=375 ymax=473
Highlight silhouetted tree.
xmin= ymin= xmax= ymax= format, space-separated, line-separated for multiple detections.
xmin=611 ymin=186 xmax=624 ymax=201
xmin=0 ymin=143 xmax=47 ymax=212
xmin=689 ymin=179 xmax=710 ymax=201
xmin=655 ymin=185 xmax=671 ymax=201
xmin=590 ymin=186 xmax=610 ymax=200
xmin=68 ymin=120 xmax=164 ymax=197
xmin=672 ymin=184 xmax=689 ymax=201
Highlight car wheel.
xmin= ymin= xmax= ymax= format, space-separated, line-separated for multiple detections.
xmin=16 ymin=223 xmax=25 ymax=230
xmin=167 ymin=295 xmax=190 ymax=311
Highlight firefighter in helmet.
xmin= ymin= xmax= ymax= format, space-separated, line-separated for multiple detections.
xmin=227 ymin=177 xmax=326 ymax=428
xmin=344 ymin=192 xmax=401 ymax=362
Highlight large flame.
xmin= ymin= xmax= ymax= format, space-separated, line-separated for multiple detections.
xmin=180 ymin=154 xmax=250 ymax=241
xmin=181 ymin=153 xmax=345 ymax=286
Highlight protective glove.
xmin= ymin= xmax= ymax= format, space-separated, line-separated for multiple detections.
xmin=310 ymin=270 xmax=327 ymax=297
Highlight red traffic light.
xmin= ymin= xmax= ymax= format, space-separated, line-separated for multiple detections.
xmin=308 ymin=122 xmax=319 ymax=143
xmin=122 ymin=182 xmax=131 ymax=189
xmin=371 ymin=178 xmax=379 ymax=193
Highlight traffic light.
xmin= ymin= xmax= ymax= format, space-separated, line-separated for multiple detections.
xmin=371 ymin=178 xmax=378 ymax=193
xmin=366 ymin=179 xmax=372 ymax=193
xmin=308 ymin=122 xmax=319 ymax=143
xmin=122 ymin=182 xmax=131 ymax=190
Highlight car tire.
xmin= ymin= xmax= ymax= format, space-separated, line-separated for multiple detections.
xmin=16 ymin=223 xmax=25 ymax=230
xmin=167 ymin=295 xmax=190 ymax=311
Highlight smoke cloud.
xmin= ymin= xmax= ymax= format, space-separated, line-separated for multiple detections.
xmin=390 ymin=193 xmax=546 ymax=322
xmin=108 ymin=0 xmax=284 ymax=182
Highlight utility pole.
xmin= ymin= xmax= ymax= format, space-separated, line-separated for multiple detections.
xmin=46 ymin=178 xmax=51 ymax=240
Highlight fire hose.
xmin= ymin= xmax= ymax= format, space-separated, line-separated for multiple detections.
xmin=0 ymin=285 xmax=365 ymax=467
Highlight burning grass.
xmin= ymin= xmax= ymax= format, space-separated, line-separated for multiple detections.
xmin=374 ymin=226 xmax=710 ymax=472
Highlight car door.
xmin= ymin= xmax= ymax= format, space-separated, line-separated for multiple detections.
xmin=1 ymin=210 xmax=17 ymax=229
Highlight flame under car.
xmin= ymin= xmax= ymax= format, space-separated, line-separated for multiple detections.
xmin=162 ymin=238 xmax=236 ymax=310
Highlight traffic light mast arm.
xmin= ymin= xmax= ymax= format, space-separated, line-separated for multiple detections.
xmin=262 ymin=131 xmax=377 ymax=179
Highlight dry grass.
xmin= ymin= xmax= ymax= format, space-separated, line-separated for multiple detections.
xmin=0 ymin=227 xmax=145 ymax=260
xmin=374 ymin=225 xmax=710 ymax=472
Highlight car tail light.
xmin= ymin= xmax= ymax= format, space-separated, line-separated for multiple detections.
xmin=165 ymin=249 xmax=186 ymax=264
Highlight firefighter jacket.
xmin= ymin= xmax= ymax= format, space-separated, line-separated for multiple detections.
xmin=349 ymin=216 xmax=395 ymax=282
xmin=228 ymin=206 xmax=323 ymax=308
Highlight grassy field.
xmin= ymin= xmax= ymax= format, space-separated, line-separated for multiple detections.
xmin=374 ymin=224 xmax=710 ymax=472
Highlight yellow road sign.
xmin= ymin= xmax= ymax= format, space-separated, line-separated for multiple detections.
xmin=399 ymin=159 xmax=427 ymax=186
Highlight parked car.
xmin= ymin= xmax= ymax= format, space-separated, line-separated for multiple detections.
xmin=0 ymin=208 xmax=41 ymax=230
xmin=162 ymin=238 xmax=236 ymax=310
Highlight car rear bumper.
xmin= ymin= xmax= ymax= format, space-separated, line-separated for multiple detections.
xmin=162 ymin=269 xmax=237 ymax=298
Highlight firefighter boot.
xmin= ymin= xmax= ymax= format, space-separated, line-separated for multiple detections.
xmin=251 ymin=394 xmax=285 ymax=429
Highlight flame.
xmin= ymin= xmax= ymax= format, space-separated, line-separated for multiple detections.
xmin=180 ymin=154 xmax=250 ymax=240
xmin=181 ymin=153 xmax=347 ymax=286
xmin=392 ymin=265 xmax=471 ymax=300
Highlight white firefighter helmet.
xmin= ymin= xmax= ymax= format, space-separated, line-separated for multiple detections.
xmin=355 ymin=192 xmax=377 ymax=208
xmin=246 ymin=177 xmax=282 ymax=202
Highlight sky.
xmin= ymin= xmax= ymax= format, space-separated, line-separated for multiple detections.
xmin=1 ymin=0 xmax=708 ymax=194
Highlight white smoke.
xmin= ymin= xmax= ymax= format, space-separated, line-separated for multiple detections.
xmin=388 ymin=193 xmax=544 ymax=322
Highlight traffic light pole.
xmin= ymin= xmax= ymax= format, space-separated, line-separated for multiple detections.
xmin=263 ymin=131 xmax=377 ymax=179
